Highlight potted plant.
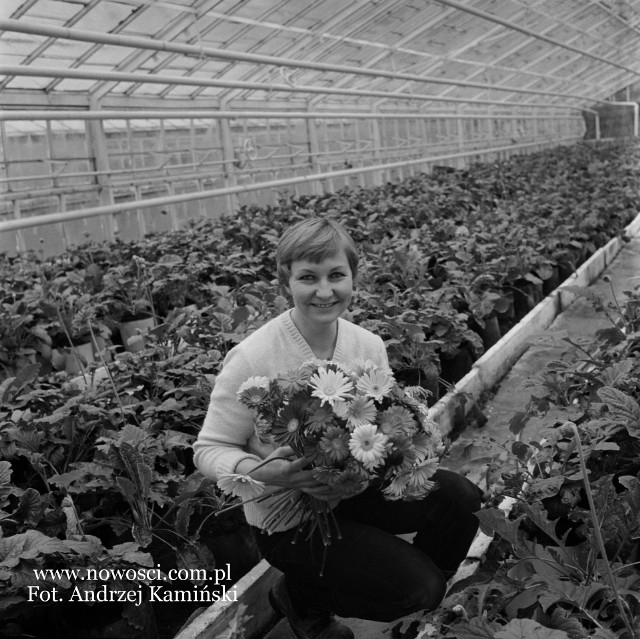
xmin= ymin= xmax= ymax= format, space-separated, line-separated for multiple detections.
xmin=99 ymin=258 xmax=158 ymax=352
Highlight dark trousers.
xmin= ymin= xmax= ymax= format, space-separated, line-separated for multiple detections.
xmin=254 ymin=469 xmax=483 ymax=622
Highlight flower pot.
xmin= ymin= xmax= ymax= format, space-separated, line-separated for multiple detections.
xmin=54 ymin=337 xmax=112 ymax=375
xmin=541 ymin=265 xmax=560 ymax=296
xmin=474 ymin=314 xmax=501 ymax=351
xmin=512 ymin=281 xmax=542 ymax=320
xmin=557 ymin=262 xmax=574 ymax=283
xmin=119 ymin=317 xmax=156 ymax=352
xmin=439 ymin=344 xmax=474 ymax=389
xmin=64 ymin=341 xmax=95 ymax=375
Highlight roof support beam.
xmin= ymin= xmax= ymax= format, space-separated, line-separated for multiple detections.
xmin=0 ymin=64 xmax=591 ymax=110
xmin=0 ymin=64 xmax=569 ymax=111
xmin=453 ymin=13 xmax=633 ymax=106
xmin=199 ymin=5 xmax=603 ymax=100
xmin=430 ymin=0 xmax=640 ymax=77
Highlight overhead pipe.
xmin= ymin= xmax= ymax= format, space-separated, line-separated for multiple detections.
xmin=199 ymin=7 xmax=607 ymax=96
xmin=0 ymin=65 xmax=588 ymax=110
xmin=431 ymin=0 xmax=640 ymax=78
xmin=0 ymin=19 xmax=610 ymax=104
xmin=0 ymin=136 xmax=581 ymax=234
xmin=0 ymin=109 xmax=585 ymax=121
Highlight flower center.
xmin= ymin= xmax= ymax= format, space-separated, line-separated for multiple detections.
xmin=287 ymin=418 xmax=299 ymax=432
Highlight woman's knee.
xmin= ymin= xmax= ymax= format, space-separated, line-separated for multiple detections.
xmin=435 ymin=469 xmax=482 ymax=513
xmin=381 ymin=572 xmax=447 ymax=621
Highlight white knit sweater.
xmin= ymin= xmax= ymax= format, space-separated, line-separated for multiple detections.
xmin=193 ymin=310 xmax=388 ymax=531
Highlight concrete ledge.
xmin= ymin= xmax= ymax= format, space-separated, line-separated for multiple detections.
xmin=429 ymin=210 xmax=640 ymax=434
xmin=174 ymin=561 xmax=281 ymax=639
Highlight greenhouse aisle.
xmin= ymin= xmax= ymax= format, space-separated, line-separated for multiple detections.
xmin=261 ymin=232 xmax=640 ymax=639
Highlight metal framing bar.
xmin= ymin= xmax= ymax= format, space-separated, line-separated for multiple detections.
xmin=1 ymin=65 xmax=588 ymax=110
xmin=430 ymin=0 xmax=640 ymax=77
xmin=0 ymin=18 xmax=610 ymax=104
xmin=0 ymin=110 xmax=585 ymax=121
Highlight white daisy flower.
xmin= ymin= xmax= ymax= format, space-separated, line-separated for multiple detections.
xmin=309 ymin=367 xmax=354 ymax=407
xmin=382 ymin=473 xmax=411 ymax=500
xmin=348 ymin=423 xmax=388 ymax=469
xmin=217 ymin=473 xmax=265 ymax=500
xmin=343 ymin=396 xmax=377 ymax=429
xmin=347 ymin=358 xmax=378 ymax=377
xmin=356 ymin=370 xmax=395 ymax=402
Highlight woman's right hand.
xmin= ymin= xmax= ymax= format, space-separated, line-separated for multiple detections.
xmin=235 ymin=447 xmax=341 ymax=499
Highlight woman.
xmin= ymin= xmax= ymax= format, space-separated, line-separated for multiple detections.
xmin=194 ymin=217 xmax=482 ymax=639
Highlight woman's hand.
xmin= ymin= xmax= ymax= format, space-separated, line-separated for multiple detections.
xmin=235 ymin=446 xmax=342 ymax=499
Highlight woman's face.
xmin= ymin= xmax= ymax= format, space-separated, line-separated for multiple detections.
xmin=287 ymin=249 xmax=353 ymax=333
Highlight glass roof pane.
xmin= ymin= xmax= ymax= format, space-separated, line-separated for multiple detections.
xmin=0 ymin=0 xmax=26 ymax=18
xmin=69 ymin=1 xmax=135 ymax=32
xmin=25 ymin=0 xmax=80 ymax=22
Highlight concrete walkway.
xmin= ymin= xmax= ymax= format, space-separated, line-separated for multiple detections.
xmin=262 ymin=236 xmax=640 ymax=639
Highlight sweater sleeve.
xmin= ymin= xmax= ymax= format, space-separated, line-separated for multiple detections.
xmin=376 ymin=334 xmax=390 ymax=369
xmin=193 ymin=346 xmax=263 ymax=481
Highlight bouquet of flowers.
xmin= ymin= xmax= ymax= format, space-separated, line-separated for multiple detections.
xmin=217 ymin=359 xmax=444 ymax=556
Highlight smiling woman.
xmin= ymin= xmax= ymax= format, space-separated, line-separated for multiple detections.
xmin=193 ymin=217 xmax=482 ymax=639
xmin=287 ymin=251 xmax=354 ymax=359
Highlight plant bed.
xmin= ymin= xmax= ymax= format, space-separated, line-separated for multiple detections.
xmin=1 ymin=141 xmax=640 ymax=638
xmin=403 ymin=275 xmax=640 ymax=638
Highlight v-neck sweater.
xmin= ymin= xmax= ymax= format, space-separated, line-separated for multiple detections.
xmin=194 ymin=310 xmax=388 ymax=531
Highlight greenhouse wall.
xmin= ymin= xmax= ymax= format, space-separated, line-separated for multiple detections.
xmin=1 ymin=112 xmax=585 ymax=257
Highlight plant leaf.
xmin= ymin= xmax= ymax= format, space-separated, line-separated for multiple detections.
xmin=527 ymin=476 xmax=565 ymax=500
xmin=596 ymin=386 xmax=640 ymax=431
xmin=448 ymin=617 xmax=502 ymax=638
xmin=494 ymin=618 xmax=570 ymax=639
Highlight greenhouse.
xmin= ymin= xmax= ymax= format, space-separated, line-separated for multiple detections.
xmin=1 ymin=1 xmax=640 ymax=638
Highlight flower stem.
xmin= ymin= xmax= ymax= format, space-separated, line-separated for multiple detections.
xmin=570 ymin=423 xmax=637 ymax=639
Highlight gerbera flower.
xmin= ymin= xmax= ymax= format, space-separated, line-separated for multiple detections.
xmin=309 ymin=367 xmax=354 ymax=407
xmin=412 ymin=422 xmax=444 ymax=458
xmin=277 ymin=368 xmax=311 ymax=396
xmin=382 ymin=473 xmax=411 ymax=500
xmin=217 ymin=473 xmax=265 ymax=500
xmin=388 ymin=433 xmax=418 ymax=471
xmin=356 ymin=370 xmax=394 ymax=402
xmin=342 ymin=396 xmax=377 ymax=429
xmin=379 ymin=406 xmax=417 ymax=436
xmin=404 ymin=458 xmax=439 ymax=499
xmin=237 ymin=385 xmax=270 ymax=409
xmin=272 ymin=402 xmax=307 ymax=445
xmin=333 ymin=466 xmax=369 ymax=497
xmin=347 ymin=358 xmax=378 ymax=377
xmin=332 ymin=400 xmax=349 ymax=419
xmin=318 ymin=426 xmax=351 ymax=463
xmin=313 ymin=466 xmax=342 ymax=486
xmin=306 ymin=400 xmax=336 ymax=432
xmin=348 ymin=423 xmax=388 ymax=469
xmin=237 ymin=376 xmax=270 ymax=393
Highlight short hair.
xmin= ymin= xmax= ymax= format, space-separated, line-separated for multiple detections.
xmin=276 ymin=217 xmax=359 ymax=286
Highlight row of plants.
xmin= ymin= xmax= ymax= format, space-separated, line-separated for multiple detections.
xmin=0 ymin=140 xmax=639 ymax=637
xmin=403 ymin=282 xmax=640 ymax=638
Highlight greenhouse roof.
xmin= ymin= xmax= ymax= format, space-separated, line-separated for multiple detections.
xmin=1 ymin=0 xmax=640 ymax=114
